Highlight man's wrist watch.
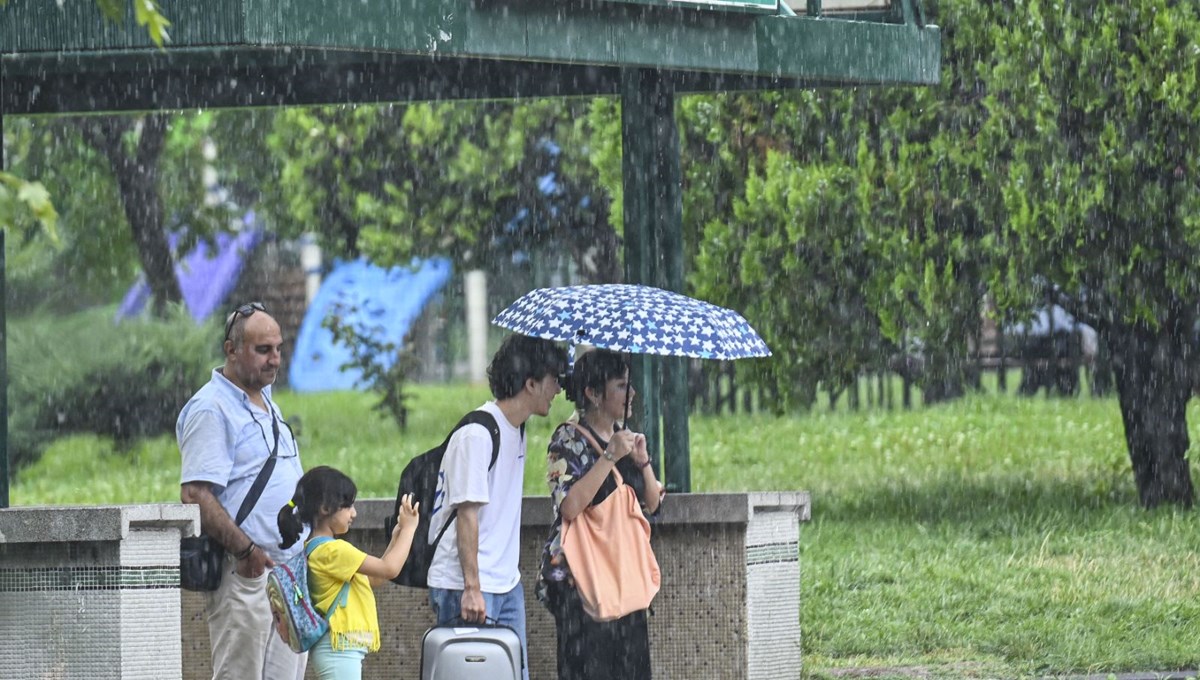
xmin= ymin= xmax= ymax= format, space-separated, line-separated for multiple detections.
xmin=602 ymin=448 xmax=615 ymax=462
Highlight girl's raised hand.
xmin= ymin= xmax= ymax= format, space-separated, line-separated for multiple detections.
xmin=395 ymin=493 xmax=420 ymax=534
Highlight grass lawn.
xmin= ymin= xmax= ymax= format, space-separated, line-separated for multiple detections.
xmin=11 ymin=383 xmax=1200 ymax=678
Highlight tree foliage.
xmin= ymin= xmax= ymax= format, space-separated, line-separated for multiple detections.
xmin=985 ymin=0 xmax=1200 ymax=507
xmin=3 ymin=113 xmax=231 ymax=313
xmin=683 ymin=0 xmax=1200 ymax=505
xmin=322 ymin=298 xmax=421 ymax=431
xmin=264 ymin=100 xmax=617 ymax=284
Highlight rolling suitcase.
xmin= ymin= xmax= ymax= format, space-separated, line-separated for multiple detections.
xmin=420 ymin=622 xmax=523 ymax=680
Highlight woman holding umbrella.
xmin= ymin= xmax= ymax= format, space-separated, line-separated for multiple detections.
xmin=537 ymin=348 xmax=665 ymax=680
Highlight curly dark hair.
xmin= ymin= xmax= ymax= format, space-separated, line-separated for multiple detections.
xmin=277 ymin=466 xmax=357 ymax=549
xmin=567 ymin=348 xmax=630 ymax=412
xmin=487 ymin=334 xmax=568 ymax=400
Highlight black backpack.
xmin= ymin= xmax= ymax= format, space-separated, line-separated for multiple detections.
xmin=386 ymin=410 xmax=502 ymax=588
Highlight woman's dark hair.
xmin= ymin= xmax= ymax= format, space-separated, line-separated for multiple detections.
xmin=277 ymin=466 xmax=357 ymax=549
xmin=568 ymin=349 xmax=630 ymax=412
xmin=487 ymin=334 xmax=568 ymax=400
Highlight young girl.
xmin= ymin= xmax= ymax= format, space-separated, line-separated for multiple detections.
xmin=277 ymin=465 xmax=419 ymax=680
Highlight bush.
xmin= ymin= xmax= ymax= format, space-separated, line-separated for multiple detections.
xmin=8 ymin=304 xmax=217 ymax=469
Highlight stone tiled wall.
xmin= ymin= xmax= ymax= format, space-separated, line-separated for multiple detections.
xmin=0 ymin=505 xmax=198 ymax=680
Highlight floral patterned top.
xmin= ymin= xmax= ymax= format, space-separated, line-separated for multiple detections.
xmin=538 ymin=420 xmax=654 ymax=595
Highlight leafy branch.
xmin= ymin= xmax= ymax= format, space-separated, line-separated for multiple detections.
xmin=0 ymin=0 xmax=171 ymax=47
xmin=322 ymin=298 xmax=419 ymax=431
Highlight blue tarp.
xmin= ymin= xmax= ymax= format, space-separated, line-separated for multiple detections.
xmin=116 ymin=224 xmax=261 ymax=323
xmin=288 ymin=257 xmax=453 ymax=392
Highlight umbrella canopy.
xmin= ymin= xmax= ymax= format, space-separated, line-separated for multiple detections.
xmin=492 ymin=284 xmax=771 ymax=361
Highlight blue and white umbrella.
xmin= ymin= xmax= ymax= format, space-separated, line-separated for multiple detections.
xmin=492 ymin=284 xmax=771 ymax=361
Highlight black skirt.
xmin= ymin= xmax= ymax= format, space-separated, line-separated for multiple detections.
xmin=543 ymin=580 xmax=652 ymax=680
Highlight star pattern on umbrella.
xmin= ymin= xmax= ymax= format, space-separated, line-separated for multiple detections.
xmin=492 ymin=284 xmax=771 ymax=361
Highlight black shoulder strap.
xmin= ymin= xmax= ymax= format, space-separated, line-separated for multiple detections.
xmin=455 ymin=409 xmax=502 ymax=469
xmin=233 ymin=404 xmax=282 ymax=526
xmin=429 ymin=409 xmax=504 ymax=549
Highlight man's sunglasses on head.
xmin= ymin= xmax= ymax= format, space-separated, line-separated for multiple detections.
xmin=224 ymin=301 xmax=266 ymax=341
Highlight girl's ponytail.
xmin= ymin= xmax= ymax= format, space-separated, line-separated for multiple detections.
xmin=277 ymin=488 xmax=305 ymax=549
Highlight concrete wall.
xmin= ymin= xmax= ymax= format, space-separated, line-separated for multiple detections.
xmin=181 ymin=492 xmax=809 ymax=680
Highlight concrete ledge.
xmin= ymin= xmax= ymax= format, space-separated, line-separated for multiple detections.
xmin=0 ymin=504 xmax=199 ymax=544
xmin=355 ymin=491 xmax=812 ymax=526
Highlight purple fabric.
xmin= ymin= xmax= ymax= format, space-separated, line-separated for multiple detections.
xmin=116 ymin=229 xmax=261 ymax=323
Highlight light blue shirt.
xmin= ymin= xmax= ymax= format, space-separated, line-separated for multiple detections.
xmin=178 ymin=368 xmax=305 ymax=562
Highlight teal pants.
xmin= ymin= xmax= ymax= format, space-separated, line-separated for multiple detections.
xmin=309 ymin=633 xmax=368 ymax=680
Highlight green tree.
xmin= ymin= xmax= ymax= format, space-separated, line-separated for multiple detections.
xmin=988 ymin=0 xmax=1200 ymax=507
xmin=0 ymin=172 xmax=58 ymax=246
xmin=72 ymin=115 xmax=181 ymax=314
xmin=851 ymin=0 xmax=1018 ymax=405
xmin=264 ymin=100 xmax=617 ymax=282
xmin=3 ymin=118 xmax=129 ymax=311
xmin=688 ymin=0 xmax=1200 ymax=508
xmin=4 ymin=113 xmax=231 ymax=313
xmin=1 ymin=0 xmax=175 ymax=311
xmin=680 ymin=38 xmax=1005 ymax=410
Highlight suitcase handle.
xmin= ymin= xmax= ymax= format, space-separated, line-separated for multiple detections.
xmin=449 ymin=615 xmax=505 ymax=628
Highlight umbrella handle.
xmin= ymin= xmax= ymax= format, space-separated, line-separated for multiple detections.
xmin=567 ymin=329 xmax=589 ymax=369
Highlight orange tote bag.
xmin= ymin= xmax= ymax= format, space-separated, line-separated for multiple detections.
xmin=560 ymin=426 xmax=661 ymax=622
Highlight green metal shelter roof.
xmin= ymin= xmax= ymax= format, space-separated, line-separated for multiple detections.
xmin=1 ymin=0 xmax=939 ymax=114
xmin=0 ymin=0 xmax=940 ymax=499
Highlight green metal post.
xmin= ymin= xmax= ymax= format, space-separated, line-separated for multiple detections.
xmin=651 ymin=82 xmax=691 ymax=495
xmin=0 ymin=228 xmax=5 ymax=509
xmin=620 ymin=68 xmax=690 ymax=492
xmin=621 ymin=68 xmax=663 ymax=476
xmin=1 ymin=65 xmax=9 ymax=508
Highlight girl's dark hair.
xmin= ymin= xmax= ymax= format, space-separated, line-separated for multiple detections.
xmin=568 ymin=349 xmax=630 ymax=412
xmin=487 ymin=334 xmax=568 ymax=400
xmin=277 ymin=466 xmax=357 ymax=549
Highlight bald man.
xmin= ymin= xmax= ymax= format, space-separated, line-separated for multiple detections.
xmin=179 ymin=302 xmax=306 ymax=680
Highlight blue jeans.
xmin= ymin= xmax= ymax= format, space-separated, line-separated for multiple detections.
xmin=429 ymin=583 xmax=529 ymax=680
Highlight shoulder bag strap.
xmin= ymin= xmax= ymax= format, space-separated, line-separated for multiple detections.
xmin=233 ymin=403 xmax=282 ymax=526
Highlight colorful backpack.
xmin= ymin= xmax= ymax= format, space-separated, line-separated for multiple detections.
xmin=267 ymin=536 xmax=350 ymax=653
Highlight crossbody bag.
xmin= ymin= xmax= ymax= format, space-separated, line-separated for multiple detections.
xmin=180 ymin=403 xmax=282 ymax=592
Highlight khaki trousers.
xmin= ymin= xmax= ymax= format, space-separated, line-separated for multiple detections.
xmin=205 ymin=552 xmax=307 ymax=680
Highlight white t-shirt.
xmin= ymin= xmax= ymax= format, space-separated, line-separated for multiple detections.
xmin=426 ymin=401 xmax=527 ymax=593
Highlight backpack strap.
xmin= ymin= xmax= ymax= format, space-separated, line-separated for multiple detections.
xmin=304 ymin=536 xmax=351 ymax=619
xmin=325 ymin=581 xmax=351 ymax=620
xmin=456 ymin=410 xmax=503 ymax=470
xmin=430 ymin=410 xmax=505 ymax=550
xmin=305 ymin=535 xmax=334 ymax=555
